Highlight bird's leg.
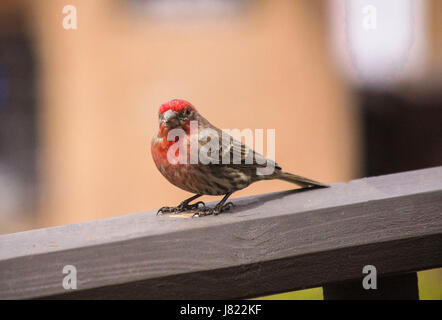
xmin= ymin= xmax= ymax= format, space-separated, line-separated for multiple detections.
xmin=193 ymin=192 xmax=234 ymax=217
xmin=157 ymin=194 xmax=205 ymax=215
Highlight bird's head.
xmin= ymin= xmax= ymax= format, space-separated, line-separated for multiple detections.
xmin=158 ymin=99 xmax=198 ymax=130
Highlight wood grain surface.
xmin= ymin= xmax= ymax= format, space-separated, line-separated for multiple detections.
xmin=1 ymin=167 xmax=441 ymax=299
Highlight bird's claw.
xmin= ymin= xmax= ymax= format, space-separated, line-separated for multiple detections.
xmin=192 ymin=202 xmax=234 ymax=217
xmin=157 ymin=201 xmax=206 ymax=215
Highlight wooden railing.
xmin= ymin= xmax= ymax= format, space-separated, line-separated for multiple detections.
xmin=1 ymin=167 xmax=441 ymax=299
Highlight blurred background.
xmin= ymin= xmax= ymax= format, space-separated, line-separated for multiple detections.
xmin=0 ymin=0 xmax=440 ymax=298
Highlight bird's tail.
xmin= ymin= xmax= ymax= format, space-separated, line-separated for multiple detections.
xmin=275 ymin=171 xmax=328 ymax=188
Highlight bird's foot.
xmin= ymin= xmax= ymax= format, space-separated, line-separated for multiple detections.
xmin=192 ymin=202 xmax=234 ymax=217
xmin=157 ymin=201 xmax=206 ymax=215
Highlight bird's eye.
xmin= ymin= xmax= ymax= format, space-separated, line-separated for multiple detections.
xmin=185 ymin=109 xmax=191 ymax=116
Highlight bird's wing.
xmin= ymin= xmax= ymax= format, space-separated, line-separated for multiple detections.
xmin=198 ymin=128 xmax=281 ymax=170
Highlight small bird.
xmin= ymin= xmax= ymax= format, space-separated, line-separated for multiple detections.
xmin=151 ymin=99 xmax=327 ymax=216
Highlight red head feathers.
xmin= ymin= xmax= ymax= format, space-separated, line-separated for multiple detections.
xmin=159 ymin=99 xmax=195 ymax=114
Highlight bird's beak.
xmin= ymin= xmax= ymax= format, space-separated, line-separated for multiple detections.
xmin=161 ymin=109 xmax=179 ymax=128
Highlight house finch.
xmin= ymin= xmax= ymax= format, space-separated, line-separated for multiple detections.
xmin=152 ymin=99 xmax=327 ymax=216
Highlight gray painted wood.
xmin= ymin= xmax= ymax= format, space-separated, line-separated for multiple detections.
xmin=1 ymin=166 xmax=441 ymax=299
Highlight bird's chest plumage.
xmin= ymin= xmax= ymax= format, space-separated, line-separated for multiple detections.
xmin=151 ymin=131 xmax=251 ymax=195
xmin=151 ymin=132 xmax=206 ymax=193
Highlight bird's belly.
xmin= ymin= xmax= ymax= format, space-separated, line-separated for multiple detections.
xmin=158 ymin=163 xmax=252 ymax=196
xmin=151 ymin=139 xmax=252 ymax=195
